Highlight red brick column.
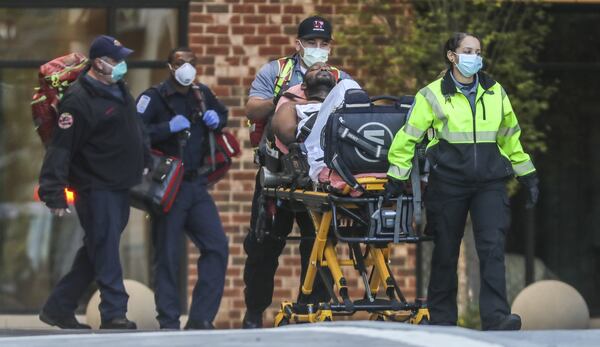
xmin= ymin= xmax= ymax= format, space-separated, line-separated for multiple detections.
xmin=187 ymin=0 xmax=415 ymax=329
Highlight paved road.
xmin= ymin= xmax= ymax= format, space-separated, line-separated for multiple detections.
xmin=1 ymin=321 xmax=599 ymax=347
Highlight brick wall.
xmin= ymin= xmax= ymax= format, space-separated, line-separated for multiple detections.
xmin=186 ymin=0 xmax=416 ymax=329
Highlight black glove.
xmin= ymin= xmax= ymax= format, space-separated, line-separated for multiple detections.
xmin=384 ymin=176 xmax=406 ymax=201
xmin=518 ymin=172 xmax=539 ymax=209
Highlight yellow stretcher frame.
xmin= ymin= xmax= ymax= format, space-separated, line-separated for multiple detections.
xmin=264 ymin=177 xmax=430 ymax=326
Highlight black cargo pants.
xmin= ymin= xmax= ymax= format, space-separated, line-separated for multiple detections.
xmin=425 ymin=176 xmax=511 ymax=329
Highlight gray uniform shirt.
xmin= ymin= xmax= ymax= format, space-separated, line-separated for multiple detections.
xmin=450 ymin=71 xmax=479 ymax=115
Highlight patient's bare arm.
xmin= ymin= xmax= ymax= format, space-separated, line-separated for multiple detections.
xmin=272 ymin=102 xmax=300 ymax=146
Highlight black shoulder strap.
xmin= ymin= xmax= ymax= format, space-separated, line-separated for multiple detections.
xmin=191 ymin=85 xmax=207 ymax=114
xmin=150 ymin=84 xmax=177 ymax=117
xmin=330 ymin=154 xmax=363 ymax=193
xmin=191 ymin=84 xmax=217 ymax=169
xmin=149 ymin=84 xmax=189 ymax=160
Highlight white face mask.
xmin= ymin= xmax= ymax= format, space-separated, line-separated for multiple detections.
xmin=300 ymin=42 xmax=330 ymax=67
xmin=170 ymin=62 xmax=197 ymax=86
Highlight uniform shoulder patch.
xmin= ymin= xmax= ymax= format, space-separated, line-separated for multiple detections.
xmin=137 ymin=95 xmax=151 ymax=114
xmin=58 ymin=112 xmax=74 ymax=129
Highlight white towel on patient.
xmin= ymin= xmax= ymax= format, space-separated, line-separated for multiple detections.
xmin=295 ymin=103 xmax=322 ymax=138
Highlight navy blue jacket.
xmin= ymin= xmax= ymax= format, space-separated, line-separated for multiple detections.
xmin=137 ymin=79 xmax=228 ymax=172
xmin=39 ymin=70 xmax=149 ymax=208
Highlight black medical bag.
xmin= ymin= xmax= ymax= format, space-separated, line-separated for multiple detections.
xmin=322 ymin=89 xmax=414 ymax=190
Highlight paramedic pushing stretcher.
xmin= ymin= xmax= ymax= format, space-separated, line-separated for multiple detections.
xmin=38 ymin=35 xmax=147 ymax=330
xmin=243 ymin=16 xmax=351 ymax=328
xmin=384 ymin=33 xmax=539 ymax=330
xmin=137 ymin=47 xmax=228 ymax=330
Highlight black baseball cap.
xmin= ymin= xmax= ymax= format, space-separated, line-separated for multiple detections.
xmin=297 ymin=16 xmax=332 ymax=40
xmin=89 ymin=35 xmax=133 ymax=61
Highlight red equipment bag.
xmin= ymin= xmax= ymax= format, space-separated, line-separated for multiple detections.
xmin=31 ymin=53 xmax=88 ymax=147
xmin=204 ymin=130 xmax=242 ymax=186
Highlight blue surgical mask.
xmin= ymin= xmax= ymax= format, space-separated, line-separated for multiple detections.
xmin=455 ymin=53 xmax=483 ymax=78
xmin=300 ymin=42 xmax=330 ymax=67
xmin=101 ymin=59 xmax=128 ymax=82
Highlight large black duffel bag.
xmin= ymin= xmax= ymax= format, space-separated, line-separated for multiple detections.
xmin=322 ymin=89 xmax=414 ymax=191
xmin=130 ymin=150 xmax=184 ymax=214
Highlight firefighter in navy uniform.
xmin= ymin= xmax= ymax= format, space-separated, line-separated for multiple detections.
xmin=385 ymin=33 xmax=539 ymax=330
xmin=38 ymin=35 xmax=147 ymax=330
xmin=137 ymin=47 xmax=229 ymax=330
xmin=243 ymin=16 xmax=351 ymax=328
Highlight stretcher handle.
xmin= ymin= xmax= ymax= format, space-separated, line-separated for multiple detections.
xmin=370 ymin=95 xmax=414 ymax=105
xmin=369 ymin=95 xmax=404 ymax=103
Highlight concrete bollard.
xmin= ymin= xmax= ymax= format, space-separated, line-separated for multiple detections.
xmin=512 ymin=280 xmax=589 ymax=330
xmin=86 ymin=279 xmax=159 ymax=330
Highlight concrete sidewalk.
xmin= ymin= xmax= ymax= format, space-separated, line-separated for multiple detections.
xmin=1 ymin=321 xmax=599 ymax=347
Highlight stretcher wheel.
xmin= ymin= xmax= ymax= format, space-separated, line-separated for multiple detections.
xmin=369 ymin=313 xmax=385 ymax=321
xmin=275 ymin=316 xmax=290 ymax=327
xmin=409 ymin=307 xmax=430 ymax=325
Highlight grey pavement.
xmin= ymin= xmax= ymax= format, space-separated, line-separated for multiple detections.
xmin=0 ymin=321 xmax=599 ymax=347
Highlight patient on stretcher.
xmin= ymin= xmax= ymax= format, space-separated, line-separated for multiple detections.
xmin=268 ymin=62 xmax=415 ymax=197
xmin=272 ymin=63 xmax=363 ymax=185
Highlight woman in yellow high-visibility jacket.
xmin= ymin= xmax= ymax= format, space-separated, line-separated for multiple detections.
xmin=384 ymin=32 xmax=539 ymax=330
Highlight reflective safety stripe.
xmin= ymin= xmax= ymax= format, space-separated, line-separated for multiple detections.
xmin=420 ymin=86 xmax=451 ymax=141
xmin=273 ymin=58 xmax=295 ymax=97
xmin=500 ymin=87 xmax=507 ymax=117
xmin=497 ymin=124 xmax=521 ymax=138
xmin=387 ymin=165 xmax=411 ymax=180
xmin=403 ymin=123 xmax=426 ymax=138
xmin=439 ymin=130 xmax=497 ymax=143
xmin=513 ymin=160 xmax=535 ymax=176
xmin=420 ymin=87 xmax=446 ymax=122
xmin=477 ymin=131 xmax=499 ymax=141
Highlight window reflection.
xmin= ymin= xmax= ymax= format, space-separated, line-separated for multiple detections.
xmin=0 ymin=9 xmax=106 ymax=60
xmin=115 ymin=9 xmax=178 ymax=61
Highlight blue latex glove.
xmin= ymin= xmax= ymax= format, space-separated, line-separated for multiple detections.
xmin=169 ymin=115 xmax=190 ymax=133
xmin=203 ymin=109 xmax=220 ymax=130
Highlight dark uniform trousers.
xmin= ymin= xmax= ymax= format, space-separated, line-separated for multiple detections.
xmin=243 ymin=172 xmax=331 ymax=314
xmin=425 ymin=176 xmax=511 ymax=329
xmin=152 ymin=178 xmax=228 ymax=329
xmin=43 ymin=189 xmax=130 ymax=322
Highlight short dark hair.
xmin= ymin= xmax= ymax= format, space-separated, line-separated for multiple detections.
xmin=443 ymin=32 xmax=482 ymax=68
xmin=167 ymin=47 xmax=194 ymax=64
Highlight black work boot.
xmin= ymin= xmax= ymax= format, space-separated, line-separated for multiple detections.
xmin=184 ymin=320 xmax=215 ymax=330
xmin=39 ymin=309 xmax=91 ymax=329
xmin=242 ymin=310 xmax=263 ymax=329
xmin=487 ymin=314 xmax=522 ymax=331
xmin=100 ymin=317 xmax=137 ymax=330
